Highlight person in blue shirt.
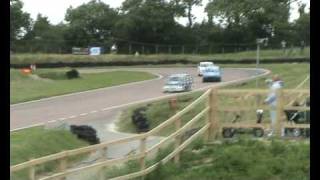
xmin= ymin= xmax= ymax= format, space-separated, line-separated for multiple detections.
xmin=264 ymin=75 xmax=284 ymax=137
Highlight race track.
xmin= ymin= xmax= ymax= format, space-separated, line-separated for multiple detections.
xmin=11 ymin=67 xmax=269 ymax=133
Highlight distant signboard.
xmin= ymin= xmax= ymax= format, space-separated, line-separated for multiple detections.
xmin=72 ymin=47 xmax=89 ymax=55
xmin=89 ymin=47 xmax=102 ymax=56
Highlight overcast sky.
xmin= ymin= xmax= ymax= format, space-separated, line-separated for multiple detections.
xmin=21 ymin=0 xmax=310 ymax=26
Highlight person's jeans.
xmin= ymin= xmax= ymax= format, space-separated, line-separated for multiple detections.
xmin=270 ymin=110 xmax=277 ymax=134
xmin=269 ymin=110 xmax=285 ymax=136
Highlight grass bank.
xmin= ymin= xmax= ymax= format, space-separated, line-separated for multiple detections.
xmin=10 ymin=48 xmax=309 ymax=67
xmin=116 ymin=63 xmax=309 ymax=134
xmin=10 ymin=127 xmax=89 ymax=179
xmin=92 ymin=138 xmax=309 ymax=180
xmin=10 ymin=69 xmax=157 ymax=104
xmin=144 ymin=138 xmax=309 ymax=180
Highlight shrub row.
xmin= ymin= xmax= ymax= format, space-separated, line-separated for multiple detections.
xmin=10 ymin=53 xmax=309 ymax=68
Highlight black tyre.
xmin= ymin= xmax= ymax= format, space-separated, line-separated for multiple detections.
xmin=222 ymin=128 xmax=235 ymax=138
xmin=253 ymin=128 xmax=264 ymax=137
xmin=292 ymin=128 xmax=302 ymax=137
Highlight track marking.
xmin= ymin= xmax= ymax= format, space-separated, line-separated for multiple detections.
xmin=80 ymin=113 xmax=88 ymax=116
xmin=10 ymin=123 xmax=45 ymax=132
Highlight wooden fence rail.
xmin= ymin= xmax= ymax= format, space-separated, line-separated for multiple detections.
xmin=11 ymin=88 xmax=310 ymax=180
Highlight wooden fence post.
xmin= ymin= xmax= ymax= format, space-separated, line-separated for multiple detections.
xmin=174 ymin=117 xmax=182 ymax=164
xmin=98 ymin=167 xmax=105 ymax=180
xmin=208 ymin=88 xmax=219 ymax=140
xmin=103 ymin=146 xmax=108 ymax=160
xmin=139 ymin=137 xmax=147 ymax=180
xmin=28 ymin=166 xmax=35 ymax=180
xmin=275 ymin=89 xmax=284 ymax=137
xmin=203 ymin=89 xmax=211 ymax=142
xmin=58 ymin=156 xmax=68 ymax=180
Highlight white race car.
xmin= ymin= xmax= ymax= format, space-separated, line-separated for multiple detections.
xmin=163 ymin=74 xmax=193 ymax=93
xmin=198 ymin=61 xmax=214 ymax=76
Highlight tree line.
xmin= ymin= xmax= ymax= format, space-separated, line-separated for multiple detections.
xmin=10 ymin=0 xmax=310 ymax=54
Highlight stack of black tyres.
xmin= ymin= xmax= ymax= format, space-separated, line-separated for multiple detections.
xmin=131 ymin=107 xmax=150 ymax=132
xmin=70 ymin=125 xmax=100 ymax=145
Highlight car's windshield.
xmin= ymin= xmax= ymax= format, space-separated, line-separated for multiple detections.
xmin=166 ymin=76 xmax=183 ymax=85
xmin=205 ymin=68 xmax=219 ymax=73
xmin=200 ymin=63 xmax=212 ymax=67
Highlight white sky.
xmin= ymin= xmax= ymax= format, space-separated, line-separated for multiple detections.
xmin=21 ymin=0 xmax=310 ymax=26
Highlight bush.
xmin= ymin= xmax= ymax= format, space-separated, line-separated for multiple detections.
xmin=66 ymin=69 xmax=79 ymax=79
xmin=70 ymin=125 xmax=100 ymax=145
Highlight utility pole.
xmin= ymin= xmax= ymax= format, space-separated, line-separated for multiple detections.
xmin=256 ymin=42 xmax=260 ymax=88
xmin=256 ymin=38 xmax=268 ymax=88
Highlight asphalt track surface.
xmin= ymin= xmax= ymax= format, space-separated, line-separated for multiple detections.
xmin=10 ymin=67 xmax=268 ymax=132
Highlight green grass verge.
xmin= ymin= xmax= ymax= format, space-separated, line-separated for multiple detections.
xmin=10 ymin=69 xmax=157 ymax=104
xmin=10 ymin=126 xmax=89 ymax=179
xmin=11 ymin=47 xmax=309 ymax=65
xmin=145 ymin=138 xmax=309 ymax=180
xmin=116 ymin=63 xmax=309 ymax=135
xmin=220 ymin=63 xmax=310 ymax=89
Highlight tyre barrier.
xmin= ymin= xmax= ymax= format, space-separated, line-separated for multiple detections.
xmin=70 ymin=125 xmax=100 ymax=145
xmin=131 ymin=107 xmax=150 ymax=132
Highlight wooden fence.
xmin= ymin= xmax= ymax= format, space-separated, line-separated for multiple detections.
xmin=10 ymin=88 xmax=310 ymax=180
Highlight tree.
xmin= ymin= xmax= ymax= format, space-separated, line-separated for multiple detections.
xmin=205 ymin=0 xmax=291 ymax=44
xmin=64 ymin=0 xmax=119 ymax=47
xmin=10 ymin=0 xmax=31 ymax=47
xmin=181 ymin=0 xmax=202 ymax=27
xmin=293 ymin=3 xmax=309 ymax=44
xmin=115 ymin=0 xmax=183 ymax=44
xmin=21 ymin=14 xmax=68 ymax=53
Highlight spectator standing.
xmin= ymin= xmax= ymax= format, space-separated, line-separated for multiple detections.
xmin=264 ymin=75 xmax=284 ymax=137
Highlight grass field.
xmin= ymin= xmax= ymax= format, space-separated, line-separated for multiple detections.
xmin=116 ymin=63 xmax=310 ymax=135
xmin=10 ymin=127 xmax=89 ymax=179
xmin=10 ymin=47 xmax=309 ymax=65
xmin=10 ymin=69 xmax=157 ymax=104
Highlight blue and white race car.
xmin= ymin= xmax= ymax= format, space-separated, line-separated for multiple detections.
xmin=202 ymin=66 xmax=222 ymax=82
